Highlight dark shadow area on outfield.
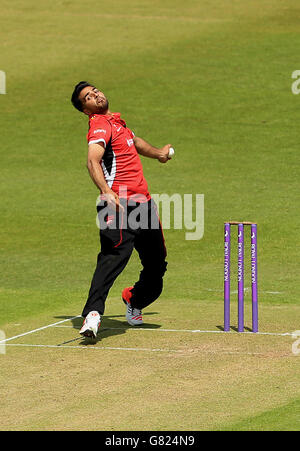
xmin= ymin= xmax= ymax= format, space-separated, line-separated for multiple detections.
xmin=54 ymin=314 xmax=161 ymax=346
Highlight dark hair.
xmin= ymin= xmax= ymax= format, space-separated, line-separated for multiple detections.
xmin=71 ymin=81 xmax=92 ymax=112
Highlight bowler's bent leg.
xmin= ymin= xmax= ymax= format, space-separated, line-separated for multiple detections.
xmin=82 ymin=227 xmax=134 ymax=317
xmin=131 ymin=206 xmax=167 ymax=310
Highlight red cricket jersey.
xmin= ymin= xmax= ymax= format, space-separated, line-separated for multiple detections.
xmin=87 ymin=113 xmax=150 ymax=203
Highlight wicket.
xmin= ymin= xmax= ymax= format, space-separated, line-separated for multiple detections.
xmin=224 ymin=221 xmax=258 ymax=333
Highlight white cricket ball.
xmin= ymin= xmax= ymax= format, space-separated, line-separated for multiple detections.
xmin=168 ymin=147 xmax=175 ymax=158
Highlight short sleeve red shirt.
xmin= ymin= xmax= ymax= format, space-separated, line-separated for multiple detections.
xmin=87 ymin=113 xmax=150 ymax=203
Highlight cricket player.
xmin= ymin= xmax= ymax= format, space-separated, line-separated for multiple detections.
xmin=71 ymin=81 xmax=172 ymax=338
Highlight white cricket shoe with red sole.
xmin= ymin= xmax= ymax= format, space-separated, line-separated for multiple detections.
xmin=80 ymin=311 xmax=101 ymax=338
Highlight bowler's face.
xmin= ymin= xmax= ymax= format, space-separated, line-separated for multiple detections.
xmin=79 ymin=86 xmax=109 ymax=115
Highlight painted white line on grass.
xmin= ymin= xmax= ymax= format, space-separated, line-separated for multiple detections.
xmin=106 ymin=328 xmax=293 ymax=337
xmin=0 ymin=316 xmax=81 ymax=344
xmin=5 ymin=343 xmax=179 ymax=353
xmin=52 ymin=325 xmax=294 ymax=337
xmin=1 ymin=316 xmax=293 ymax=348
xmin=241 ymin=331 xmax=293 ymax=336
xmin=5 ymin=343 xmax=278 ymax=357
xmin=205 ymin=288 xmax=283 ymax=295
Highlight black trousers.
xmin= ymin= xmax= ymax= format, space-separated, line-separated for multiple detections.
xmin=82 ymin=199 xmax=168 ymax=317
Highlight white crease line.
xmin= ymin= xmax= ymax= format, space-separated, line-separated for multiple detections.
xmin=1 ymin=318 xmax=293 ymax=346
xmin=0 ymin=316 xmax=81 ymax=344
xmin=4 ymin=343 xmax=279 ymax=357
xmin=205 ymin=288 xmax=283 ymax=294
xmin=52 ymin=326 xmax=293 ymax=336
xmin=5 ymin=343 xmax=179 ymax=353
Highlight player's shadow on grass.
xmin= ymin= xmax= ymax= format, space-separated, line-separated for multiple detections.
xmin=55 ymin=314 xmax=161 ymax=346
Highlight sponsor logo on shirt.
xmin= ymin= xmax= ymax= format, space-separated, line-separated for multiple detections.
xmin=94 ymin=129 xmax=107 ymax=134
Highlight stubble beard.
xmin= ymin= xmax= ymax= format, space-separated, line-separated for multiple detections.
xmin=97 ymin=97 xmax=109 ymax=114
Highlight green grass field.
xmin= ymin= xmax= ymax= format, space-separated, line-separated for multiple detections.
xmin=1 ymin=0 xmax=300 ymax=431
